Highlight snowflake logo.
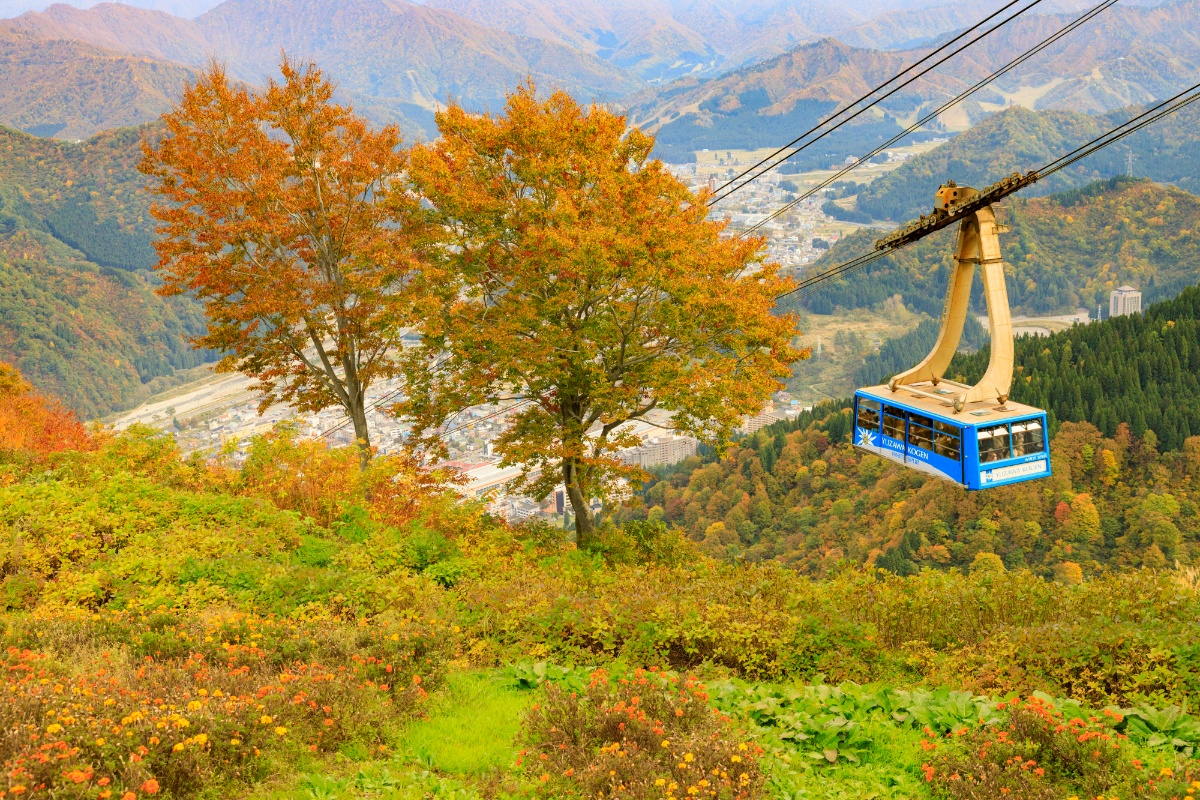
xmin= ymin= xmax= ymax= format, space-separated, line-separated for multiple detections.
xmin=857 ymin=427 xmax=877 ymax=447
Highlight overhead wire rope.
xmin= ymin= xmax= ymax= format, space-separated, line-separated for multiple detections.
xmin=323 ymin=24 xmax=1194 ymax=451
xmin=312 ymin=0 xmax=1063 ymax=445
xmin=1035 ymin=82 xmax=1200 ymax=178
xmin=737 ymin=0 xmax=1121 ymax=238
xmin=778 ymin=82 xmax=1200 ymax=302
xmin=707 ymin=0 xmax=1048 ymax=206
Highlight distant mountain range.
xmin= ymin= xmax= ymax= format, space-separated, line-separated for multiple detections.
xmin=629 ymin=0 xmax=1200 ymax=161
xmin=7 ymin=0 xmax=1191 ymax=145
xmin=0 ymin=27 xmax=192 ymax=140
xmin=1 ymin=0 xmax=647 ymax=139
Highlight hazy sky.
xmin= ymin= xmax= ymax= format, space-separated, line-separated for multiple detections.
xmin=0 ymin=0 xmax=1161 ymax=22
xmin=0 ymin=0 xmax=221 ymax=18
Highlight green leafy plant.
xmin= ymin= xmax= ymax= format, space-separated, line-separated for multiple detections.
xmin=1123 ymin=703 xmax=1200 ymax=756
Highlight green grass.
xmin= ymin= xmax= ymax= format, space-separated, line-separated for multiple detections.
xmin=766 ymin=719 xmax=931 ymax=800
xmin=399 ymin=671 xmax=531 ymax=775
xmin=259 ymin=671 xmax=533 ymax=800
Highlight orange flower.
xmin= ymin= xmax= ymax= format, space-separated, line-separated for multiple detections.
xmin=121 ymin=793 xmax=137 ymax=800
xmin=141 ymin=778 xmax=160 ymax=794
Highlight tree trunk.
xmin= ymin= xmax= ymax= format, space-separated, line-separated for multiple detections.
xmin=348 ymin=392 xmax=372 ymax=470
xmin=563 ymin=457 xmax=595 ymax=548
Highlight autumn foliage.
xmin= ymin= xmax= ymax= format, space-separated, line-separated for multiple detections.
xmin=0 ymin=362 xmax=91 ymax=460
xmin=403 ymin=84 xmax=802 ymax=543
xmin=141 ymin=60 xmax=432 ymax=463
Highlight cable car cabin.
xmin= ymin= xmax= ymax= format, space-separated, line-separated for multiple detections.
xmin=853 ymin=386 xmax=1050 ymax=490
xmin=847 ymin=185 xmax=1052 ymax=489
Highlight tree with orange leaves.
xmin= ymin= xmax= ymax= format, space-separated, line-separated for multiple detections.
xmin=141 ymin=60 xmax=433 ymax=466
xmin=0 ymin=363 xmax=92 ymax=460
xmin=402 ymin=85 xmax=803 ymax=547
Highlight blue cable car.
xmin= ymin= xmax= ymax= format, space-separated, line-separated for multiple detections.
xmin=852 ymin=385 xmax=1050 ymax=489
xmin=845 ymin=182 xmax=1053 ymax=489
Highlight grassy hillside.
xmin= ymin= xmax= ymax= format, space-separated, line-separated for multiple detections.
xmin=794 ymin=178 xmax=1200 ymax=317
xmin=0 ymin=125 xmax=215 ymax=418
xmin=0 ymin=28 xmax=192 ymax=141
xmin=858 ymin=103 xmax=1200 ymax=221
xmin=0 ymin=372 xmax=1198 ymax=799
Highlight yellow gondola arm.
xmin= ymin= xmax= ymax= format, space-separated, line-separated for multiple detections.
xmin=888 ymin=191 xmax=1014 ymax=413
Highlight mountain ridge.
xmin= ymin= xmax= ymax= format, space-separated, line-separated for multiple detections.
xmin=0 ymin=26 xmax=193 ymax=139
xmin=2 ymin=0 xmax=646 ymax=139
xmin=629 ymin=0 xmax=1200 ymax=160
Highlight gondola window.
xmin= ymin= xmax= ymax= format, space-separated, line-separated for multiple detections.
xmin=978 ymin=424 xmax=1011 ymax=463
xmin=1012 ymin=419 xmax=1045 ymax=456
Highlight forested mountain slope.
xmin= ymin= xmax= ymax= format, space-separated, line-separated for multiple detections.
xmin=631 ymin=284 xmax=1200 ymax=573
xmin=858 ymin=103 xmax=1200 ymax=221
xmin=0 ymin=125 xmax=157 ymax=269
xmin=950 ymin=283 xmax=1200 ymax=451
xmin=0 ymin=125 xmax=214 ymax=417
xmin=0 ymin=28 xmax=193 ymax=140
xmin=792 ymin=178 xmax=1200 ymax=316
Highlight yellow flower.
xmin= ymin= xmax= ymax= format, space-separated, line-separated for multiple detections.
xmin=731 ymin=755 xmax=742 ymax=763
xmin=230 ymin=738 xmax=242 ymax=745
xmin=259 ymin=715 xmax=273 ymax=725
xmin=738 ymin=743 xmax=748 ymax=751
xmin=274 ymin=726 xmax=288 ymax=736
xmin=173 ymin=742 xmax=185 ymax=752
xmin=655 ymin=779 xmax=666 ymax=787
xmin=187 ymin=701 xmax=202 ymax=711
xmin=46 ymin=724 xmax=63 ymax=734
xmin=193 ymin=734 xmax=208 ymax=745
xmin=1161 ymin=768 xmax=1175 ymax=777
xmin=684 ymin=753 xmax=694 ymax=763
xmin=661 ymin=740 xmax=671 ymax=748
xmin=95 ymin=738 xmax=106 ymax=746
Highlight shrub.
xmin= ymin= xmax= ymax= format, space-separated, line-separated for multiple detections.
xmin=0 ymin=610 xmax=449 ymax=798
xmin=970 ymin=552 xmax=1005 ymax=575
xmin=927 ymin=696 xmax=1196 ymax=799
xmin=521 ymin=668 xmax=765 ymax=799
xmin=0 ymin=363 xmax=92 ymax=465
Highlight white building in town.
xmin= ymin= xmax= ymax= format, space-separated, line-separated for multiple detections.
xmin=1110 ymin=285 xmax=1142 ymax=317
